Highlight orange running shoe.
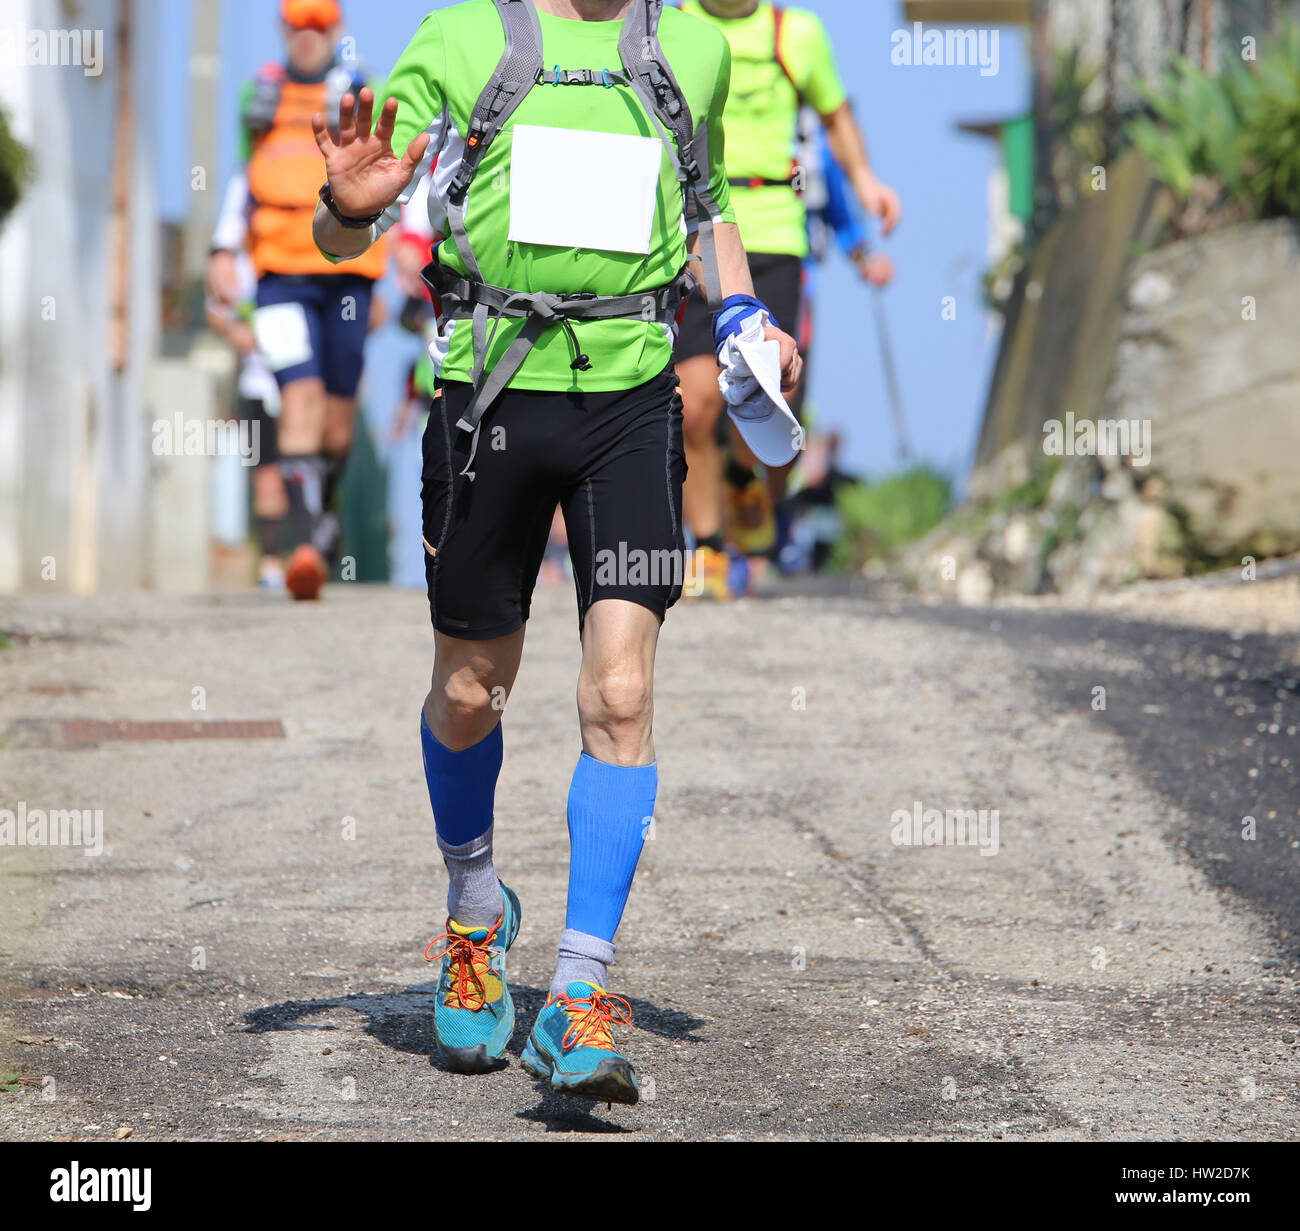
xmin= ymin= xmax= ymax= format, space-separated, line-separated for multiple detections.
xmin=726 ymin=472 xmax=776 ymax=558
xmin=284 ymin=544 xmax=328 ymax=601
xmin=682 ymin=544 xmax=732 ymax=601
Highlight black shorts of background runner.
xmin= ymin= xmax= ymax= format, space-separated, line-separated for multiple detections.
xmin=674 ymin=251 xmax=803 ymax=362
xmin=240 ymin=397 xmax=279 ymax=468
xmin=674 ymin=251 xmax=808 ymax=429
xmin=421 ymin=367 xmax=686 ymax=640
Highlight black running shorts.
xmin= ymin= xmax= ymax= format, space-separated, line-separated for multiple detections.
xmin=421 ymin=366 xmax=687 ymax=640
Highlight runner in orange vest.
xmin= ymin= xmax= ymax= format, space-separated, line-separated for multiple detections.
xmin=207 ymin=0 xmax=388 ymax=601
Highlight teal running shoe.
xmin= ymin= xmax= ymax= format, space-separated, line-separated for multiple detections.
xmin=423 ymin=882 xmax=521 ymax=1073
xmin=520 ymin=981 xmax=639 ymax=1105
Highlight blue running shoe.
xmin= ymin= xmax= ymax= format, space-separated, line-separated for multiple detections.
xmin=423 ymin=882 xmax=521 ymax=1073
xmin=520 ymin=981 xmax=639 ymax=1105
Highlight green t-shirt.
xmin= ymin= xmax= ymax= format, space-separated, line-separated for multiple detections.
xmin=680 ymin=1 xmax=845 ymax=259
xmin=379 ymin=0 xmax=735 ymax=392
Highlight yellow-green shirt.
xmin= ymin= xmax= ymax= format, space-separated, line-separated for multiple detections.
xmin=375 ymin=1 xmax=735 ymax=391
xmin=681 ymin=1 xmax=846 ymax=258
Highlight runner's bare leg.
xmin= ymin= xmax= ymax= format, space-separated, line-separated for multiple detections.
xmin=577 ymin=599 xmax=660 ymax=767
xmin=424 ymin=628 xmax=527 ymax=751
xmin=676 ymin=353 xmax=727 ymax=544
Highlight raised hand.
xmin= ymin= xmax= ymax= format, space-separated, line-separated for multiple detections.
xmin=855 ymin=250 xmax=895 ymax=288
xmin=312 ymin=88 xmax=431 ymax=220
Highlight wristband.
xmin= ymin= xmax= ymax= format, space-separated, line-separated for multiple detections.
xmin=318 ymin=183 xmax=384 ymax=230
xmin=713 ymin=294 xmax=777 ymax=353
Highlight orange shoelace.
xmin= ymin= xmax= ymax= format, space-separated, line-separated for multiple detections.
xmin=423 ymin=923 xmax=500 ymax=1011
xmin=554 ymin=987 xmax=634 ymax=1052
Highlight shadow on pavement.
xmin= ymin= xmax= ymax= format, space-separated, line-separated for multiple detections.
xmin=241 ymin=982 xmax=707 ymax=1057
xmin=513 ymin=1093 xmax=635 ymax=1134
xmin=241 ymin=981 xmax=697 ymax=1134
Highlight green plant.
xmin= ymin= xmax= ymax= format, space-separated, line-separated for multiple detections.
xmin=1130 ymin=57 xmax=1250 ymax=198
xmin=994 ymin=454 xmax=1062 ymax=514
xmin=1235 ymin=22 xmax=1300 ymax=217
xmin=1052 ymin=45 xmax=1108 ymax=197
xmin=981 ymin=235 xmax=1030 ymax=314
xmin=830 ymin=465 xmax=952 ymax=572
xmin=0 ymin=105 xmax=31 ymax=227
xmin=1128 ymin=22 xmax=1300 ymax=220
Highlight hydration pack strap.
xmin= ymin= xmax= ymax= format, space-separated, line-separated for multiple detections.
xmin=445 ymin=0 xmax=544 ymax=284
xmin=433 ymin=0 xmax=723 ymax=469
xmin=538 ymin=67 xmax=632 ymax=87
xmin=618 ymin=0 xmax=725 ymax=309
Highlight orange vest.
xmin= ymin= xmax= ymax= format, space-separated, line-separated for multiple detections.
xmin=246 ymin=79 xmax=387 ymax=281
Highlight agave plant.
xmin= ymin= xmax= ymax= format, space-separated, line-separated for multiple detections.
xmin=1128 ymin=22 xmax=1300 ymax=224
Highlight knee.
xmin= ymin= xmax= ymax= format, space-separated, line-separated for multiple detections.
xmin=426 ymin=672 xmax=499 ymax=750
xmin=578 ymin=659 xmax=651 ymax=737
xmin=323 ymin=424 xmax=353 ymax=457
xmin=252 ymin=468 xmax=287 ymax=514
xmin=680 ymin=397 xmax=718 ymax=447
xmin=323 ymin=406 xmax=355 ymax=457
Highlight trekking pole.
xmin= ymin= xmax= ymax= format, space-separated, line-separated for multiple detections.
xmin=870 ymin=293 xmax=913 ymax=464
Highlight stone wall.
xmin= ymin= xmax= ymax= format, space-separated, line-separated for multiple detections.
xmin=1107 ymin=219 xmax=1300 ymax=559
xmin=909 ymin=217 xmax=1300 ymax=601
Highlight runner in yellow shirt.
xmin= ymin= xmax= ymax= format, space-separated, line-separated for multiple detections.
xmin=673 ymin=0 xmax=901 ymax=596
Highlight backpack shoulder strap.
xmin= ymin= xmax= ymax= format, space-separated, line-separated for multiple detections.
xmin=243 ymin=64 xmax=286 ymax=140
xmin=618 ymin=0 xmax=724 ymax=307
xmin=772 ymin=6 xmax=803 ymax=102
xmin=446 ymin=0 xmax=544 ymax=281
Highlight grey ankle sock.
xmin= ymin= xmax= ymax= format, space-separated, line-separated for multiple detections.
xmin=438 ymin=827 xmax=500 ymax=928
xmin=549 ymin=928 xmax=616 ymax=999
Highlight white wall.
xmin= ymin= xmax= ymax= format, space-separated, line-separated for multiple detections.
xmin=0 ymin=0 xmax=159 ymax=593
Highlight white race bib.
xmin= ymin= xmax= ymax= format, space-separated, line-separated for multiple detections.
xmin=251 ymin=303 xmax=313 ymax=373
xmin=507 ymin=124 xmax=663 ymax=256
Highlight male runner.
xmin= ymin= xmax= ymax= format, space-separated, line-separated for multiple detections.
xmin=311 ymin=0 xmax=800 ymax=1103
xmin=207 ymin=0 xmax=387 ymax=602
xmin=673 ymin=0 xmax=901 ymax=596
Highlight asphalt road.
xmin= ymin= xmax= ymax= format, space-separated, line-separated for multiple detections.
xmin=1 ymin=584 xmax=1296 ymax=1140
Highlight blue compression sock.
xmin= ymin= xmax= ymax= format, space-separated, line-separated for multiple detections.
xmin=421 ymin=713 xmax=504 ymax=926
xmin=563 ymin=753 xmax=658 ymax=943
xmin=420 ymin=712 xmax=502 ymax=846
